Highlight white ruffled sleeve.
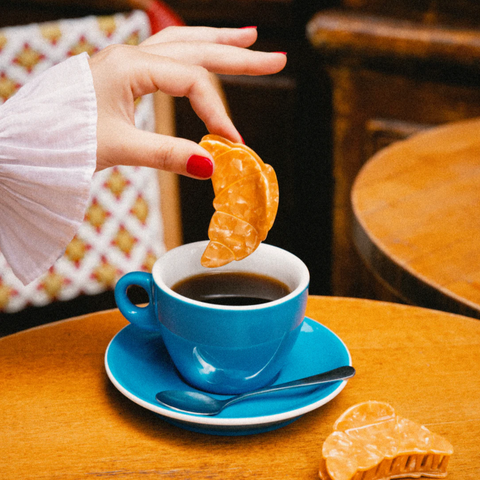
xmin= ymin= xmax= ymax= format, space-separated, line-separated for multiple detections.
xmin=0 ymin=52 xmax=97 ymax=285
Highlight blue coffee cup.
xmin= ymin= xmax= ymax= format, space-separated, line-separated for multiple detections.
xmin=114 ymin=241 xmax=309 ymax=394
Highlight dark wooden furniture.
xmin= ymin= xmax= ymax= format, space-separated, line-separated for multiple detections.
xmin=2 ymin=296 xmax=479 ymax=477
xmin=307 ymin=1 xmax=480 ymax=299
xmin=352 ymin=118 xmax=480 ymax=319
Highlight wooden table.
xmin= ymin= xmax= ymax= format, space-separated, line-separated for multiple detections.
xmin=352 ymin=118 xmax=480 ymax=319
xmin=1 ymin=296 xmax=479 ymax=479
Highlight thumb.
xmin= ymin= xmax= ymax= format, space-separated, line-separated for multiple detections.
xmin=96 ymin=125 xmax=214 ymax=179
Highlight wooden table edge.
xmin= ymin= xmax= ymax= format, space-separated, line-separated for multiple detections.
xmin=351 ymin=212 xmax=480 ymax=319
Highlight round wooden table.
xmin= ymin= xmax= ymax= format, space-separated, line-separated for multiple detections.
xmin=352 ymin=118 xmax=480 ymax=318
xmin=1 ymin=296 xmax=479 ymax=479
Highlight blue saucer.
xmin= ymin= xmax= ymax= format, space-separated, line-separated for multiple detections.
xmin=105 ymin=317 xmax=352 ymax=436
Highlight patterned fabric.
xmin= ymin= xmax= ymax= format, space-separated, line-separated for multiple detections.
xmin=0 ymin=11 xmax=166 ymax=312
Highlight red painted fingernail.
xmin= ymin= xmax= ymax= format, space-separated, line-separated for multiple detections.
xmin=275 ymin=51 xmax=287 ymax=55
xmin=241 ymin=26 xmax=257 ymax=29
xmin=186 ymin=155 xmax=213 ymax=178
xmin=239 ymin=134 xmax=245 ymax=145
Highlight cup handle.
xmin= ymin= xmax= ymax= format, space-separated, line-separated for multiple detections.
xmin=114 ymin=272 xmax=159 ymax=331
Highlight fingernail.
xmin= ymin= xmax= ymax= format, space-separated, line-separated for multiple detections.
xmin=239 ymin=134 xmax=245 ymax=145
xmin=275 ymin=51 xmax=287 ymax=55
xmin=241 ymin=26 xmax=257 ymax=29
xmin=187 ymin=155 xmax=214 ymax=178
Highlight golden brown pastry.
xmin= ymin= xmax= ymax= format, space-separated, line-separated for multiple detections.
xmin=319 ymin=401 xmax=453 ymax=480
xmin=199 ymin=135 xmax=279 ymax=268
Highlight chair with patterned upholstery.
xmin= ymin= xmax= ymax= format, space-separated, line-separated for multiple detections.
xmin=0 ymin=0 xmax=185 ymax=335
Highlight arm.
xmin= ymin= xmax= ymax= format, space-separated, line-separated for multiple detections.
xmin=0 ymin=26 xmax=286 ymax=285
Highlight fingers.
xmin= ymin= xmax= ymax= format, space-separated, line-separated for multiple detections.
xmin=91 ymin=45 xmax=242 ymax=144
xmin=90 ymin=26 xmax=288 ymax=175
xmin=139 ymin=25 xmax=258 ymax=49
xmin=96 ymin=124 xmax=216 ymax=179
xmin=186 ymin=70 xmax=241 ymax=142
xmin=96 ymin=48 xmax=242 ymax=142
xmin=139 ymin=27 xmax=285 ymax=77
xmin=123 ymin=45 xmax=284 ymax=140
xmin=140 ymin=41 xmax=287 ymax=76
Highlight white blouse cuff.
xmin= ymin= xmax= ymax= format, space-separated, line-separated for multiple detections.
xmin=0 ymin=52 xmax=97 ymax=285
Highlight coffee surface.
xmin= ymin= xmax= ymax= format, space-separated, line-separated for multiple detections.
xmin=172 ymin=272 xmax=290 ymax=306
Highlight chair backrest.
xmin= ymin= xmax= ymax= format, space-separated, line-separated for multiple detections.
xmin=0 ymin=3 xmax=183 ymax=324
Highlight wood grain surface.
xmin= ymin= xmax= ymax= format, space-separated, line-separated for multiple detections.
xmin=1 ymin=297 xmax=479 ymax=479
xmin=352 ymin=118 xmax=480 ymax=318
xmin=307 ymin=10 xmax=480 ymax=66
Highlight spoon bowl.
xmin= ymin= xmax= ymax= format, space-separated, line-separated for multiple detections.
xmin=156 ymin=365 xmax=355 ymax=416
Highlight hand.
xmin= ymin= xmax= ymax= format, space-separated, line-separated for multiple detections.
xmin=89 ymin=26 xmax=286 ymax=178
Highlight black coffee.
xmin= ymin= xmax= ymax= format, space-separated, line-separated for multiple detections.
xmin=172 ymin=272 xmax=291 ymax=306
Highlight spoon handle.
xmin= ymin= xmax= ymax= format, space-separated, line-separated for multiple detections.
xmin=225 ymin=365 xmax=355 ymax=408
